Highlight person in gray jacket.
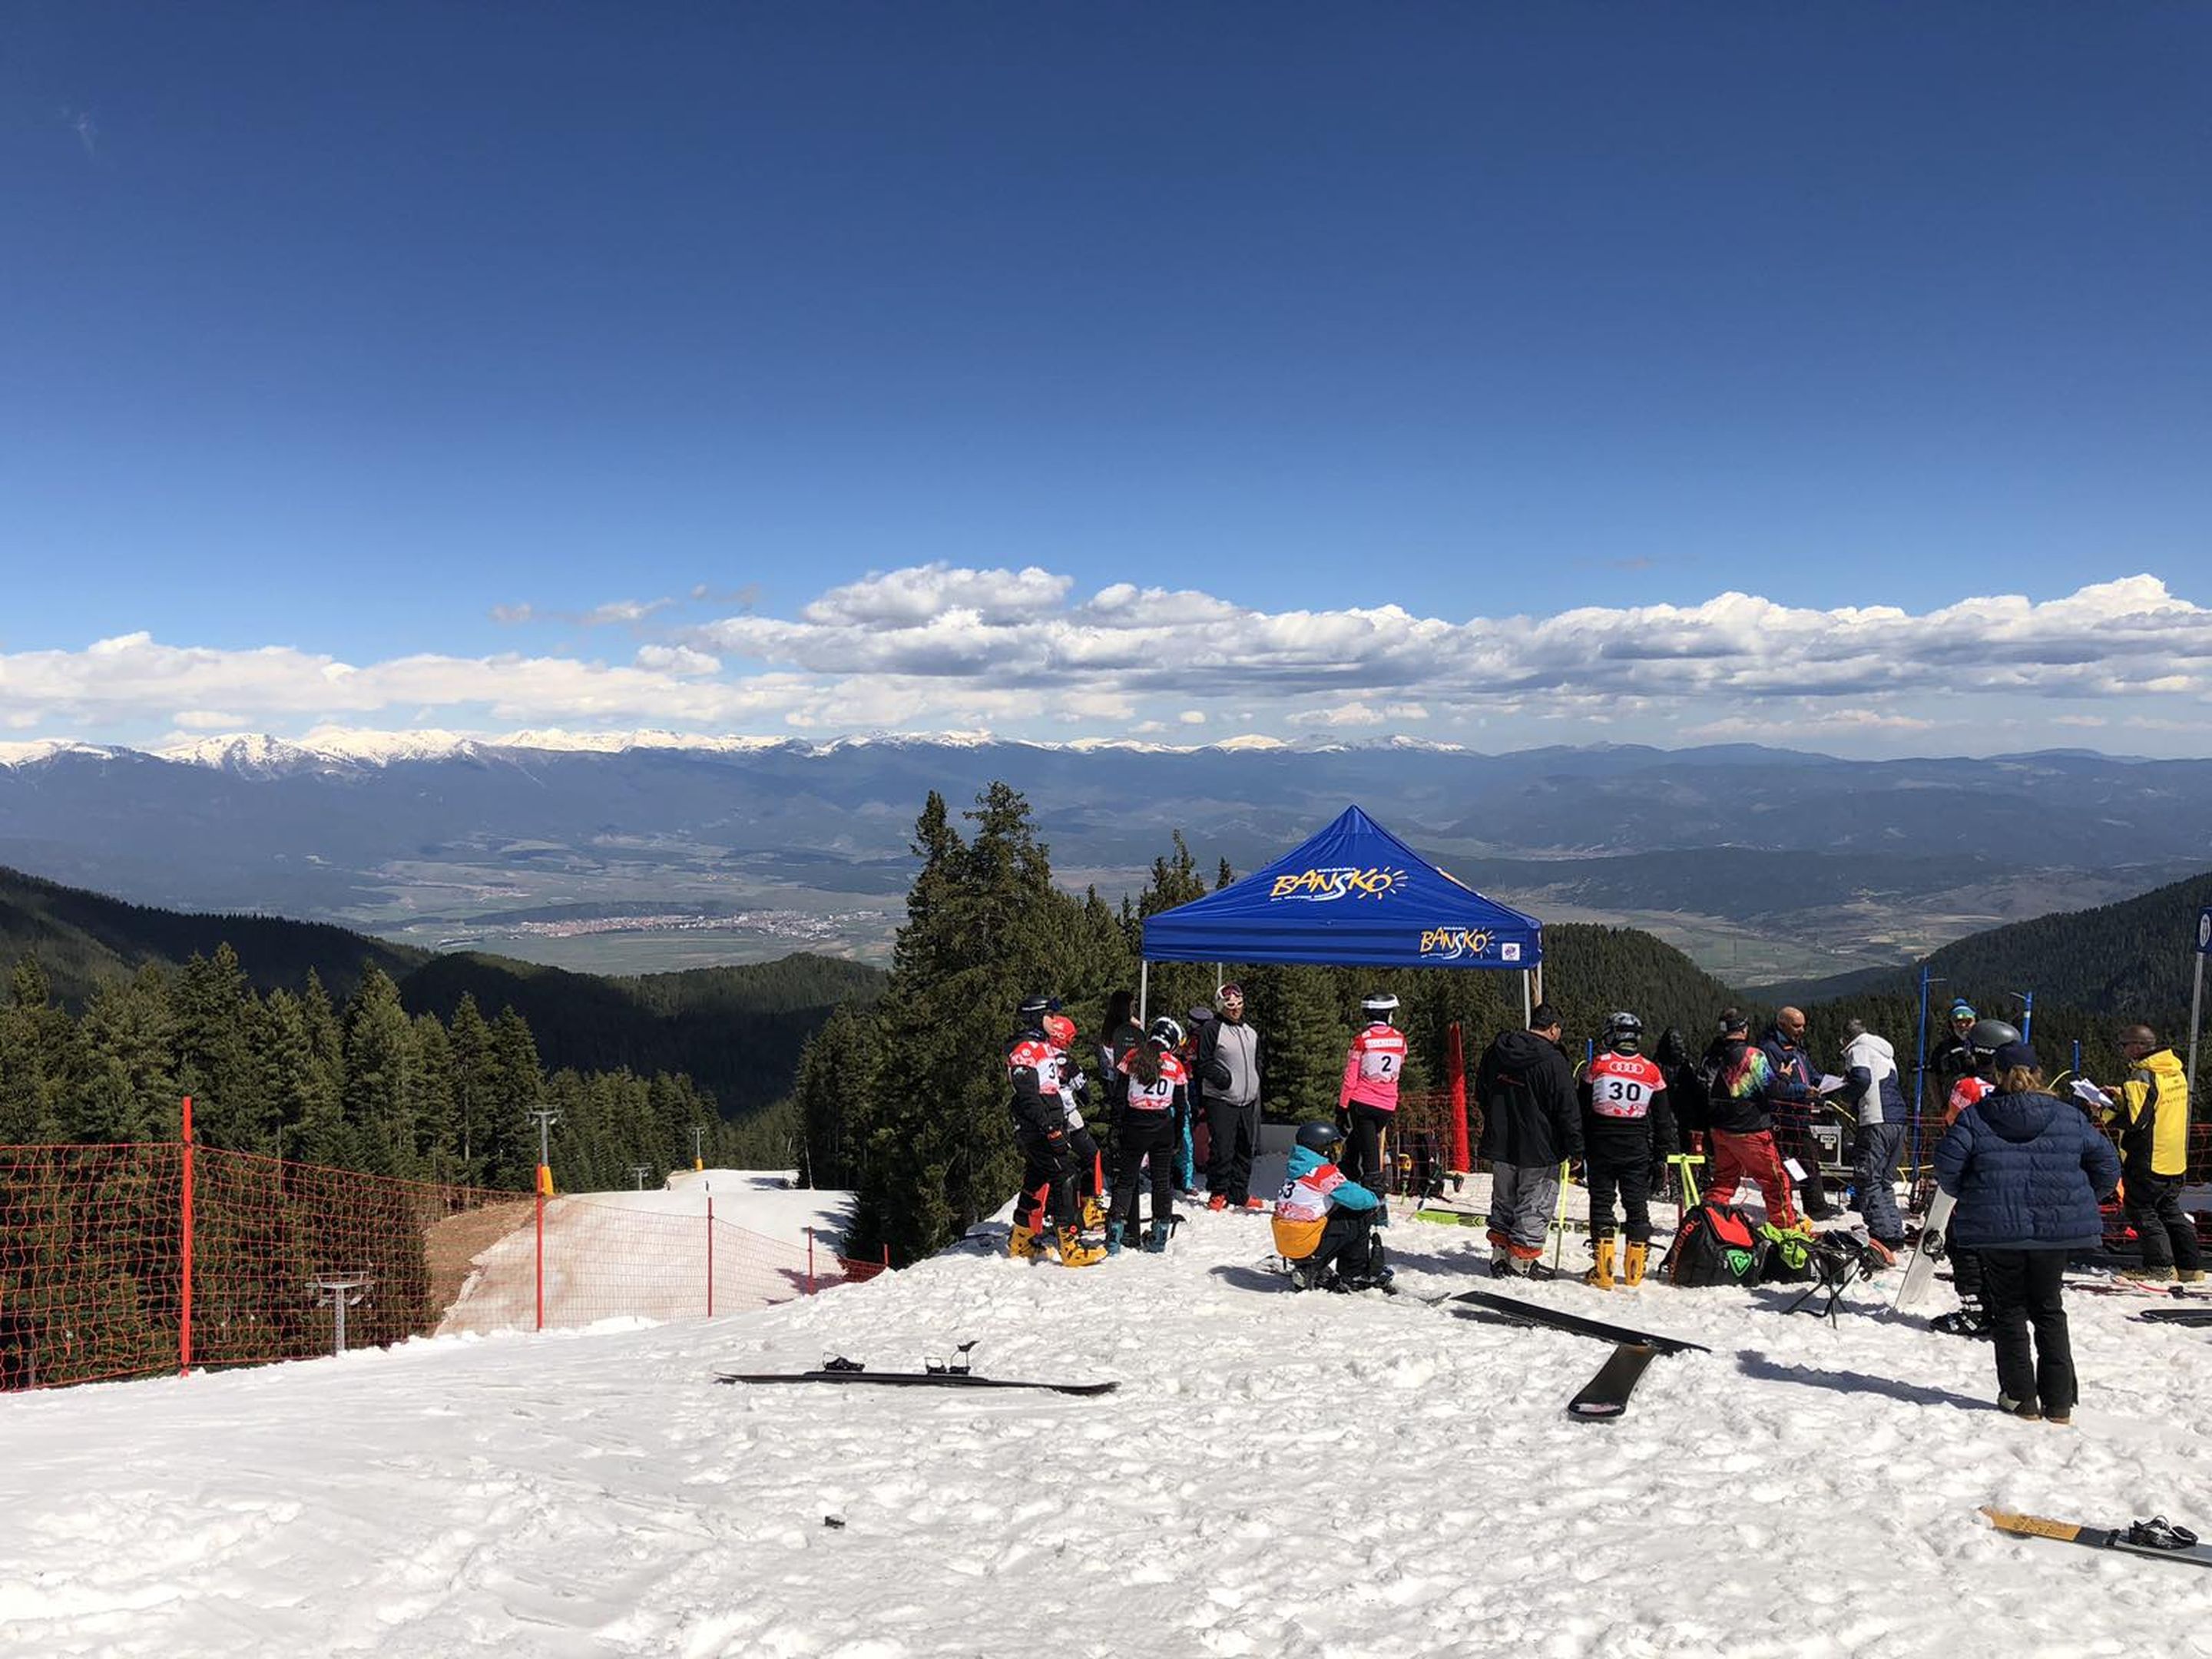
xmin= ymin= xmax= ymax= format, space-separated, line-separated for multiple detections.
xmin=1834 ymin=1019 xmax=1907 ymax=1253
xmin=1197 ymin=982 xmax=1267 ymax=1210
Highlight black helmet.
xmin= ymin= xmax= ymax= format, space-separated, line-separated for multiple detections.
xmin=1148 ymin=1015 xmax=1184 ymax=1050
xmin=1967 ymin=1018 xmax=2021 ymax=1058
xmin=1295 ymin=1121 xmax=1339 ymax=1157
xmin=1603 ymin=1011 xmax=1644 ymax=1053
xmin=1016 ymin=992 xmax=1055 ymax=1023
xmin=1360 ymin=992 xmax=1399 ymax=1022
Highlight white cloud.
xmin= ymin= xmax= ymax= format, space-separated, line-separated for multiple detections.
xmin=5 ymin=571 xmax=2209 ymax=755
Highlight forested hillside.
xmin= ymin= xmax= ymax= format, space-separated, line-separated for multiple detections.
xmin=1760 ymin=869 xmax=2212 ymax=1015
xmin=0 ymin=865 xmax=422 ymax=1005
xmin=0 ymin=948 xmax=748 ymax=1190
xmin=0 ymin=865 xmax=887 ymax=1121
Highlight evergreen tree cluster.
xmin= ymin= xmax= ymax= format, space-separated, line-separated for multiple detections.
xmin=0 ymin=945 xmax=767 ymax=1193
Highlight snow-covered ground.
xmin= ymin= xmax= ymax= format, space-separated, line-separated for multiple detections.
xmin=5 ymin=1177 xmax=2211 ymax=1659
xmin=438 ymin=1171 xmax=862 ymax=1336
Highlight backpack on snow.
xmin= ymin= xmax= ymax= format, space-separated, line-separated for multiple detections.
xmin=1661 ymin=1201 xmax=1766 ymax=1288
xmin=1757 ymin=1220 xmax=1816 ymax=1283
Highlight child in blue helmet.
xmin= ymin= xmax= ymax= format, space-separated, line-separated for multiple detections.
xmin=1273 ymin=1122 xmax=1389 ymax=1292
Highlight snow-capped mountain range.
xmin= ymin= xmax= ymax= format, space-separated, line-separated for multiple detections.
xmin=2 ymin=728 xmax=2205 ymax=981
xmin=0 ymin=727 xmax=1470 ymax=774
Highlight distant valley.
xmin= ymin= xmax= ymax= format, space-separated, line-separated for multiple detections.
xmin=3 ymin=733 xmax=2206 ymax=981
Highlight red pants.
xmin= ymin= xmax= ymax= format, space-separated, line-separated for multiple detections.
xmin=1704 ymin=1128 xmax=1799 ymax=1227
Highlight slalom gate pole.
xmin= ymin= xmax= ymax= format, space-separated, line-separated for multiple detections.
xmin=706 ymin=1196 xmax=715 ymax=1317
xmin=1910 ymin=965 xmax=1932 ymax=1199
xmin=179 ymin=1094 xmax=195 ymax=1377
xmin=1550 ymin=1159 xmax=1570 ymax=1273
xmin=806 ymin=1227 xmax=816 ymax=1296
xmin=1447 ymin=1022 xmax=1470 ymax=1174
xmin=2189 ymin=912 xmax=2208 ymax=1100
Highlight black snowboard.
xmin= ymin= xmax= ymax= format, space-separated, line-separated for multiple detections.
xmin=2134 ymin=1306 xmax=2212 ymax=1326
xmin=1451 ymin=1288 xmax=1711 ymax=1356
xmin=717 ymin=1369 xmax=1118 ymax=1396
xmin=1566 ymin=1343 xmax=1659 ymax=1419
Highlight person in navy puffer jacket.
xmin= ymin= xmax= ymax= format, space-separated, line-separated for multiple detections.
xmin=1932 ymin=1040 xmax=2121 ymax=1425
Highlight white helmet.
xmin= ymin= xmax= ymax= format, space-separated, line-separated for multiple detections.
xmin=1148 ymin=1015 xmax=1185 ymax=1050
xmin=1361 ymin=992 xmax=1399 ymax=1022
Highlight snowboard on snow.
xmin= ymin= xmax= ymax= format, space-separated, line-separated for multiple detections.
xmin=1893 ymin=1189 xmax=1955 ymax=1311
xmin=1982 ymin=1508 xmax=2212 ymax=1570
xmin=1450 ymin=1289 xmax=1710 ymax=1356
xmin=1565 ymin=1343 xmax=1658 ymax=1420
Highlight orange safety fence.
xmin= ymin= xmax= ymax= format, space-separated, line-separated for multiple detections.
xmin=0 ymin=1133 xmax=886 ymax=1393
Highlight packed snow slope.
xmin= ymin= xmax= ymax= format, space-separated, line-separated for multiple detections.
xmin=4 ymin=1191 xmax=2211 ymax=1659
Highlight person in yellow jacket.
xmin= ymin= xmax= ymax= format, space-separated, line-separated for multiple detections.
xmin=2105 ymin=1025 xmax=2201 ymax=1283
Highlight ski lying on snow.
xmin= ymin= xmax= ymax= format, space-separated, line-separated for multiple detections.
xmin=1450 ymin=1289 xmax=1711 ymax=1356
xmin=716 ymin=1371 xmax=1117 ymax=1396
xmin=1982 ymin=1508 xmax=2212 ymax=1569
xmin=2134 ymin=1306 xmax=2212 ymax=1327
xmin=1566 ymin=1343 xmax=1658 ymax=1419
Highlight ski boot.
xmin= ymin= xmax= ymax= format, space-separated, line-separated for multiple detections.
xmin=1081 ymin=1194 xmax=1107 ymax=1231
xmin=1103 ymin=1221 xmax=1125 ymax=1257
xmin=1622 ymin=1241 xmax=1648 ymax=1287
xmin=1144 ymin=1220 xmax=1171 ymax=1253
xmin=1008 ymin=1224 xmax=1046 ymax=1262
xmin=1584 ymin=1237 xmax=1616 ymax=1291
xmin=1053 ymin=1225 xmax=1106 ymax=1268
xmin=1487 ymin=1228 xmax=1512 ymax=1277
xmin=1287 ymin=1259 xmax=1324 ymax=1292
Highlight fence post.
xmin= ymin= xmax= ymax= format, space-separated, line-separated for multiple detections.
xmin=882 ymin=1243 xmax=889 ymax=1270
xmin=179 ymin=1095 xmax=195 ymax=1377
xmin=707 ymin=1196 xmax=715 ymax=1317
xmin=535 ymin=1187 xmax=545 ymax=1333
xmin=806 ymin=1227 xmax=816 ymax=1295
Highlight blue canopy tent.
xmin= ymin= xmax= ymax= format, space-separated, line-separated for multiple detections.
xmin=1138 ymin=805 xmax=1545 ymax=1023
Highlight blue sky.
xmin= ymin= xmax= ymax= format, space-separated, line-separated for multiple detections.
xmin=4 ymin=4 xmax=2207 ymax=753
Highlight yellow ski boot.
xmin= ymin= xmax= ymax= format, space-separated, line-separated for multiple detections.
xmin=1055 ymin=1225 xmax=1107 ymax=1268
xmin=1007 ymin=1223 xmax=1046 ymax=1262
xmin=1081 ymin=1195 xmax=1106 ymax=1231
xmin=1584 ymin=1236 xmax=1616 ymax=1290
xmin=1623 ymin=1240 xmax=1649 ymax=1286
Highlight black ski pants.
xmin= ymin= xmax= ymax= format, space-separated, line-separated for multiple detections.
xmin=1111 ymin=1110 xmax=1177 ymax=1230
xmin=1300 ymin=1207 xmax=1383 ymax=1282
xmin=1585 ymin=1138 xmax=1655 ymax=1243
xmin=2124 ymin=1171 xmax=2204 ymax=1273
xmin=1339 ymin=1102 xmax=1394 ymax=1200
xmin=1012 ymin=1125 xmax=1076 ymax=1235
xmin=1207 ymin=1096 xmax=1261 ymax=1204
xmin=1979 ymin=1247 xmax=2075 ymax=1415
xmin=1067 ymin=1119 xmax=1103 ymax=1203
xmin=1772 ymin=1105 xmax=1833 ymax=1217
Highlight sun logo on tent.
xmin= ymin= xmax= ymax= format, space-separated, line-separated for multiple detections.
xmin=1419 ymin=928 xmax=1495 ymax=960
xmin=1267 ymin=866 xmax=1406 ymax=902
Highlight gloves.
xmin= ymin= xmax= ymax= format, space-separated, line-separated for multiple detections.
xmin=1335 ymin=1108 xmax=1351 ymax=1137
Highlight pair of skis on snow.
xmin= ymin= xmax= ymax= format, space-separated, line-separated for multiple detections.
xmin=716 ymin=1345 xmax=1118 ymax=1396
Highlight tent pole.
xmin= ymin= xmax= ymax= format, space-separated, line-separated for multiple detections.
xmin=1139 ymin=960 xmax=1150 ymax=1028
xmin=1522 ymin=968 xmax=1532 ymax=1026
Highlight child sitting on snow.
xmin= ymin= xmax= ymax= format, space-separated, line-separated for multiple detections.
xmin=1272 ymin=1122 xmax=1390 ymax=1292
